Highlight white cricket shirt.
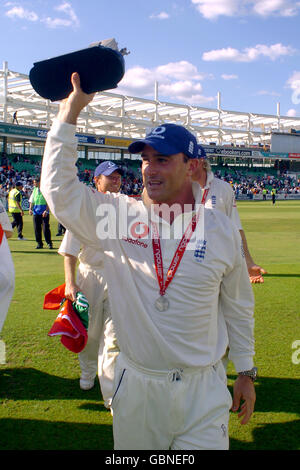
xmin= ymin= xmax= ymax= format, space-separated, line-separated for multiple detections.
xmin=58 ymin=229 xmax=104 ymax=271
xmin=41 ymin=120 xmax=255 ymax=373
xmin=204 ymin=171 xmax=242 ymax=230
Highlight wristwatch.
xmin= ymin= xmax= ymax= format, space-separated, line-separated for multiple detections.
xmin=238 ymin=367 xmax=258 ymax=382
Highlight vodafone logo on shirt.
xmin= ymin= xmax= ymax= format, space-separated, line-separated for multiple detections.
xmin=130 ymin=221 xmax=149 ymax=239
xmin=121 ymin=221 xmax=149 ymax=248
xmin=122 ymin=236 xmax=148 ymax=248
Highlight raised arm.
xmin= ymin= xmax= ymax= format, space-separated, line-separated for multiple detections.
xmin=40 ymin=73 xmax=114 ymax=248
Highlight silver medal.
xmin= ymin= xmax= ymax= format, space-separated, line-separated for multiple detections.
xmin=155 ymin=296 xmax=169 ymax=312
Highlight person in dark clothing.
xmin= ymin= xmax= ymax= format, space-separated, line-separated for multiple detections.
xmin=29 ymin=177 xmax=53 ymax=249
xmin=56 ymin=223 xmax=66 ymax=236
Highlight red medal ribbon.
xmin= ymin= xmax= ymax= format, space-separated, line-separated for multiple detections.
xmin=151 ymin=187 xmax=209 ymax=297
xmin=0 ymin=223 xmax=4 ymax=246
xmin=201 ymin=188 xmax=209 ymax=205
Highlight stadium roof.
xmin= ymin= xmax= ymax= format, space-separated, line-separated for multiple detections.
xmin=1 ymin=61 xmax=300 ymax=147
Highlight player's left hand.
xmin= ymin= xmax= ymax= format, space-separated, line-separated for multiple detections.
xmin=231 ymin=375 xmax=256 ymax=425
xmin=248 ymin=264 xmax=267 ymax=284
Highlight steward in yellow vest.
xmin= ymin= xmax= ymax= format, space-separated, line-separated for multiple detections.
xmin=8 ymin=182 xmax=25 ymax=240
xmin=8 ymin=186 xmax=22 ymax=214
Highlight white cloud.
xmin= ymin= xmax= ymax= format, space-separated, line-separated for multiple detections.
xmin=42 ymin=16 xmax=74 ymax=28
xmin=149 ymin=11 xmax=170 ymax=20
xmin=286 ymin=71 xmax=300 ymax=90
xmin=42 ymin=2 xmax=79 ymax=28
xmin=191 ymin=0 xmax=300 ymax=19
xmin=116 ymin=62 xmax=215 ymax=105
xmin=255 ymin=90 xmax=281 ymax=96
xmin=203 ymin=43 xmax=295 ymax=62
xmin=191 ymin=0 xmax=241 ymax=20
xmin=55 ymin=1 xmax=79 ymax=24
xmin=221 ymin=74 xmax=238 ymax=80
xmin=252 ymin=0 xmax=300 ymax=17
xmin=5 ymin=1 xmax=79 ymax=29
xmin=286 ymin=71 xmax=300 ymax=105
xmin=5 ymin=6 xmax=38 ymax=22
xmin=156 ymin=61 xmax=205 ymax=81
xmin=286 ymin=108 xmax=297 ymax=117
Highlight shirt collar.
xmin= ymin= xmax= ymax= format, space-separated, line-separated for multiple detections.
xmin=203 ymin=171 xmax=214 ymax=189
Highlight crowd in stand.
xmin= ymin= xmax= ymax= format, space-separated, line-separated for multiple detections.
xmin=0 ymin=154 xmax=144 ymax=204
xmin=215 ymin=167 xmax=300 ymax=198
xmin=1 ymin=152 xmax=300 ymax=206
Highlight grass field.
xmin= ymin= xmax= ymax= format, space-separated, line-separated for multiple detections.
xmin=0 ymin=200 xmax=299 ymax=450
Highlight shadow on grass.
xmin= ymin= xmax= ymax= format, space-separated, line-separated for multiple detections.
xmin=9 ymin=250 xmax=58 ymax=255
xmin=229 ymin=419 xmax=300 ymax=451
xmin=0 ymin=418 xmax=113 ymax=450
xmin=227 ymin=375 xmax=300 ymax=450
xmin=264 ymin=274 xmax=300 ymax=278
xmin=0 ymin=368 xmax=114 ymax=450
xmin=227 ymin=375 xmax=300 ymax=414
xmin=1 ymin=369 xmax=299 ymax=450
xmin=0 ymin=367 xmax=104 ymax=402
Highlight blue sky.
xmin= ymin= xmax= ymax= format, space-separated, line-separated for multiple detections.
xmin=1 ymin=0 xmax=300 ymax=117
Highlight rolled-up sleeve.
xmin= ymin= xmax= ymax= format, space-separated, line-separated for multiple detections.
xmin=58 ymin=230 xmax=81 ymax=257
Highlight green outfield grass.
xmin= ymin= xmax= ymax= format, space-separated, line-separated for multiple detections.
xmin=0 ymin=200 xmax=299 ymax=450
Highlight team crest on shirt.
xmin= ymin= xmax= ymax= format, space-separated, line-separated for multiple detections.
xmin=194 ymin=239 xmax=207 ymax=263
xmin=211 ymin=195 xmax=216 ymax=208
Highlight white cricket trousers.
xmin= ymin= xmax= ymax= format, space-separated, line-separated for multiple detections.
xmin=111 ymin=353 xmax=232 ymax=450
xmin=0 ymin=237 xmax=15 ymax=333
xmin=76 ymin=265 xmax=119 ymax=406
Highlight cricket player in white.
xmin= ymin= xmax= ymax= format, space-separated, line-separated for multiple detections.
xmin=0 ymin=200 xmax=15 ymax=335
xmin=58 ymin=162 xmax=121 ymax=405
xmin=41 ymin=72 xmax=256 ymax=450
xmin=193 ymin=148 xmax=267 ymax=284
